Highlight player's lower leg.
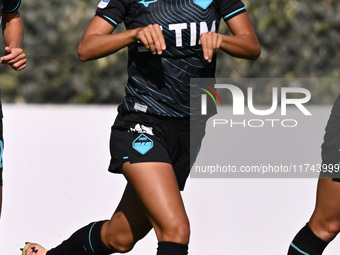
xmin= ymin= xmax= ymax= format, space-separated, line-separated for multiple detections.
xmin=289 ymin=179 xmax=340 ymax=254
xmin=47 ymin=220 xmax=115 ymax=255
xmin=288 ymin=223 xmax=328 ymax=255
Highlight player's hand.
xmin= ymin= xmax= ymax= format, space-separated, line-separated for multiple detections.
xmin=135 ymin=24 xmax=166 ymax=55
xmin=200 ymin=32 xmax=224 ymax=63
xmin=0 ymin=46 xmax=27 ymax=71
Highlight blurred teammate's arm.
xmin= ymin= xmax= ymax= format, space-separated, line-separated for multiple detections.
xmin=1 ymin=10 xmax=26 ymax=71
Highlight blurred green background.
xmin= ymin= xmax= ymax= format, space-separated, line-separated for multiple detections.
xmin=0 ymin=0 xmax=339 ymax=104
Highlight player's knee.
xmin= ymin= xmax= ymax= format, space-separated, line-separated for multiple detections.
xmin=313 ymin=218 xmax=340 ymax=242
xmin=162 ymin=220 xmax=191 ymax=244
xmin=105 ymin=234 xmax=135 ymax=253
xmin=101 ymin=221 xmax=136 ymax=253
xmin=175 ymin=223 xmax=191 ymax=243
xmin=323 ymin=220 xmax=340 ymax=240
xmin=109 ymin=242 xmax=134 ymax=254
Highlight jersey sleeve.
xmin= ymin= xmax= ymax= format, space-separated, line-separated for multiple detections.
xmin=2 ymin=0 xmax=21 ymax=13
xmin=95 ymin=0 xmax=127 ymax=27
xmin=217 ymin=0 xmax=246 ymax=21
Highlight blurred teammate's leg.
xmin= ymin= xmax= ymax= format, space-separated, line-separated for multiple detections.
xmin=288 ymin=96 xmax=340 ymax=255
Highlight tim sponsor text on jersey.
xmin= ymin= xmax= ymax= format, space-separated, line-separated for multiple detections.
xmin=166 ymin=20 xmax=216 ymax=47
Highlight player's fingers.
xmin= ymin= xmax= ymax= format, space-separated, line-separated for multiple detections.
xmin=151 ymin=24 xmax=166 ymax=53
xmin=1 ymin=48 xmax=25 ymax=63
xmin=1 ymin=52 xmax=26 ymax=65
xmin=136 ymin=25 xmax=166 ymax=55
xmin=0 ymin=54 xmax=15 ymax=63
xmin=147 ymin=25 xmax=160 ymax=54
xmin=11 ymin=59 xmax=27 ymax=71
xmin=210 ymin=32 xmax=221 ymax=59
xmin=145 ymin=27 xmax=158 ymax=54
xmin=200 ymin=33 xmax=209 ymax=61
xmin=1 ymin=53 xmax=27 ymax=71
xmin=1 ymin=58 xmax=27 ymax=70
xmin=137 ymin=27 xmax=153 ymax=52
xmin=137 ymin=32 xmax=148 ymax=48
xmin=202 ymin=33 xmax=213 ymax=62
xmin=146 ymin=24 xmax=165 ymax=54
xmin=138 ymin=25 xmax=158 ymax=54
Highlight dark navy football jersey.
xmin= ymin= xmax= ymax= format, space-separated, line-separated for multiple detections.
xmin=96 ymin=0 xmax=245 ymax=117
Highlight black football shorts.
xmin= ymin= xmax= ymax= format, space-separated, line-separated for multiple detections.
xmin=320 ymin=95 xmax=340 ymax=181
xmin=108 ymin=109 xmax=206 ymax=190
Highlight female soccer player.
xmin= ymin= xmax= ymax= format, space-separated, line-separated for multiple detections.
xmin=288 ymin=95 xmax=340 ymax=255
xmin=22 ymin=0 xmax=260 ymax=254
xmin=0 ymin=0 xmax=27 ymax=218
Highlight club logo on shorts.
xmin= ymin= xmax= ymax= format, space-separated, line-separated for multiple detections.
xmin=132 ymin=134 xmax=154 ymax=155
xmin=193 ymin=0 xmax=213 ymax=9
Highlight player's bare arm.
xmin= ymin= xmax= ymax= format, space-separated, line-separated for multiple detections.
xmin=200 ymin=12 xmax=261 ymax=62
xmin=1 ymin=11 xmax=26 ymax=71
xmin=78 ymin=16 xmax=165 ymax=61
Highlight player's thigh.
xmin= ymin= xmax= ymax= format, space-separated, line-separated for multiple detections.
xmin=121 ymin=162 xmax=189 ymax=241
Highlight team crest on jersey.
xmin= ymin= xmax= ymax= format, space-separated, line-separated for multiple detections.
xmin=98 ymin=0 xmax=110 ymax=9
xmin=193 ymin=0 xmax=213 ymax=9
